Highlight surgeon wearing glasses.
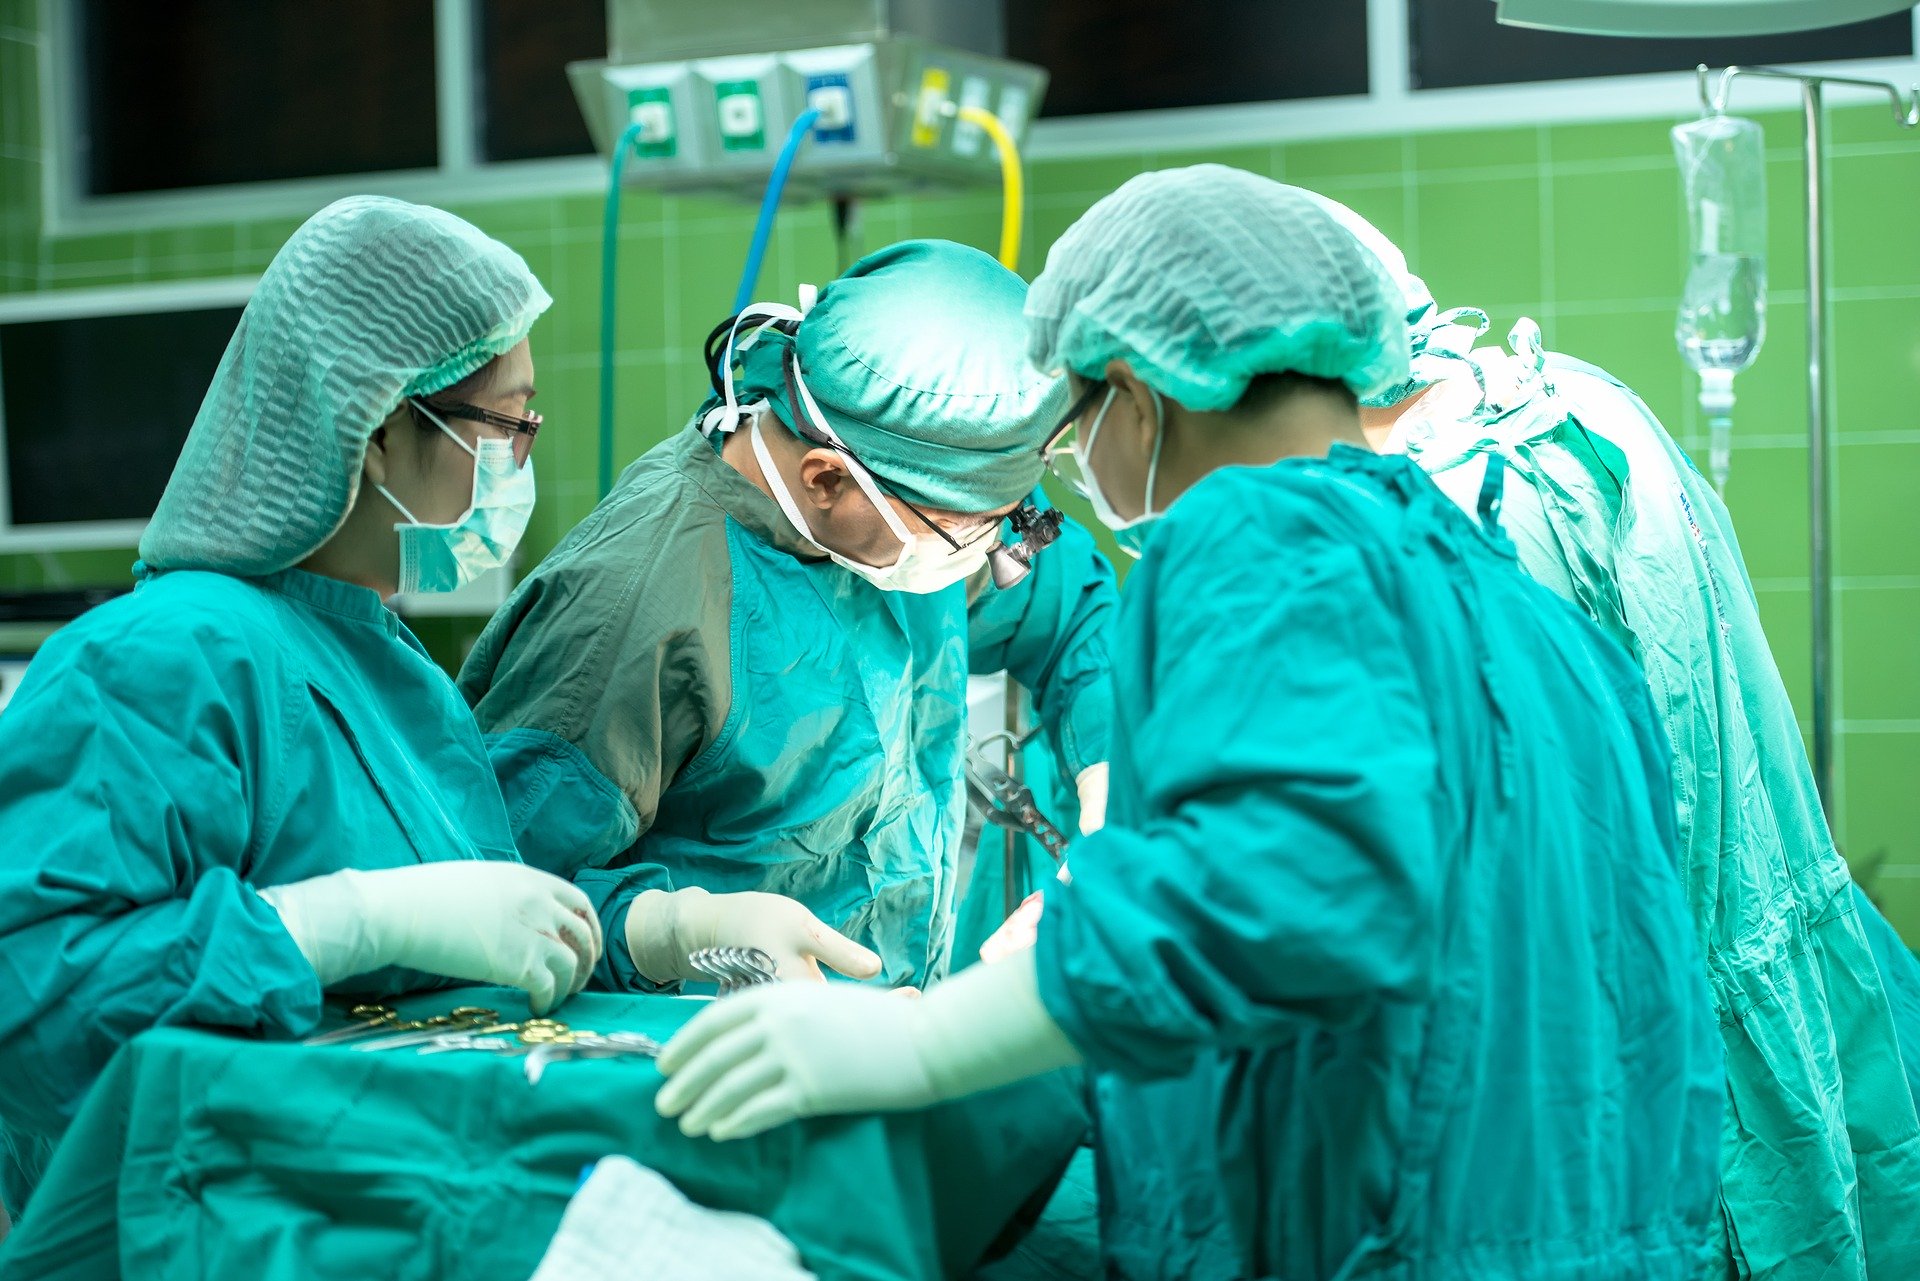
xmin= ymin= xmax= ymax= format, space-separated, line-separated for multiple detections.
xmin=458 ymin=239 xmax=1119 ymax=993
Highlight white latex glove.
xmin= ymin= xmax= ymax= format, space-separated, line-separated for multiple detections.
xmin=979 ymin=891 xmax=1044 ymax=964
xmin=655 ymin=951 xmax=1080 ymax=1141
xmin=259 ymin=861 xmax=602 ymax=1015
xmin=624 ymin=887 xmax=882 ymax=986
xmin=1075 ymin=763 xmax=1109 ymax=835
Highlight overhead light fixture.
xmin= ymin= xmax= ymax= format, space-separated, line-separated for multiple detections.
xmin=1496 ymin=0 xmax=1914 ymax=38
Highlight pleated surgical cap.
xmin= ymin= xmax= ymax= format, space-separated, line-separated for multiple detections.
xmin=1025 ymin=165 xmax=1409 ymax=410
xmin=734 ymin=240 xmax=1065 ymax=513
xmin=140 ymin=195 xmax=550 ymax=575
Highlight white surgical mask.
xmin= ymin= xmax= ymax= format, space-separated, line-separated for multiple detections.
xmin=747 ymin=415 xmax=989 ymax=594
xmin=377 ymin=402 xmax=534 ymax=594
xmin=1077 ymin=387 xmax=1165 ymax=559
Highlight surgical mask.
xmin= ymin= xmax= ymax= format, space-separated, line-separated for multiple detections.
xmin=1077 ymin=387 xmax=1165 ymax=559
xmin=377 ymin=401 xmax=534 ymax=594
xmin=747 ymin=415 xmax=990 ymax=594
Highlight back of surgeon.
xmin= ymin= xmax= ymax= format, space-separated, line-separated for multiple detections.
xmin=1059 ymin=453 xmax=1722 ymax=1280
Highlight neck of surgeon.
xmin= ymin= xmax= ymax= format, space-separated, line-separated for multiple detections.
xmin=1134 ymin=364 xmax=1371 ymax=510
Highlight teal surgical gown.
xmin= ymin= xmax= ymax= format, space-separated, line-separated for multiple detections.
xmin=1034 ymin=448 xmax=1724 ymax=1281
xmin=0 ymin=568 xmax=526 ymax=1216
xmin=458 ymin=423 xmax=1115 ymax=989
xmin=1393 ymin=347 xmax=1920 ymax=1277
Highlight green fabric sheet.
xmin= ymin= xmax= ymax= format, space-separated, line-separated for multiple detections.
xmin=0 ymin=987 xmax=1087 ymax=1281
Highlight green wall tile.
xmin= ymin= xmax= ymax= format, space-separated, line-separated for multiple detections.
xmin=1841 ymin=587 xmax=1920 ymax=721
xmin=1144 ymin=142 xmax=1278 ymax=180
xmin=1281 ymin=135 xmax=1404 ymax=184
xmin=1840 ymin=731 xmax=1920 ymax=924
xmin=613 ymin=229 xmax=674 ymax=355
xmin=1721 ymin=444 xmax=1809 ymax=580
xmin=1308 ymin=179 xmax=1407 ymax=248
xmin=1019 ymin=193 xmax=1101 ymax=279
xmin=455 ymin=198 xmax=561 ymax=240
xmin=1829 ymin=151 xmax=1920 ymax=290
xmin=1829 ymin=102 xmax=1914 ymax=148
xmin=1415 ymin=174 xmax=1541 ymax=311
xmin=1411 ymin=127 xmax=1540 ymax=174
xmin=145 ymin=223 xmax=238 ymax=264
xmin=1 ymin=37 xmax=38 ymax=152
xmin=1832 ymin=296 xmax=1920 ymax=436
xmin=1759 ymin=156 xmax=1807 ymax=295
xmin=671 ymin=218 xmax=758 ymax=335
xmin=1867 ymin=873 xmax=1920 ymax=951
xmin=1753 ymin=585 xmax=1812 ymax=722
xmin=894 ymin=190 xmax=997 ymax=253
xmin=235 ymin=216 xmax=311 ymax=272
xmin=1550 ymin=307 xmax=1686 ymax=427
xmin=44 ymin=231 xmax=143 ymax=266
xmin=1549 ymin=166 xmax=1682 ymax=305
xmin=1546 ymin=117 xmax=1676 ymax=166
xmin=1837 ymin=442 xmax=1920 ymax=577
xmin=0 ymin=0 xmax=38 ymax=32
xmin=1024 ymin=154 xmax=1153 ymax=201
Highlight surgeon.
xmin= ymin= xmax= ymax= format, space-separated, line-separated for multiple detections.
xmin=0 ymin=197 xmax=603 ymax=1217
xmin=650 ymin=167 xmax=1725 ymax=1280
xmin=459 ymin=239 xmax=1115 ymax=991
xmin=1323 ymin=197 xmax=1920 ymax=1278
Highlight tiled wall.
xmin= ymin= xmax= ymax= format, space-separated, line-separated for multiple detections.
xmin=4 ymin=2 xmax=1920 ymax=939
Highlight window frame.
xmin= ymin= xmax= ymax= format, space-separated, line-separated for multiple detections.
xmin=38 ymin=0 xmax=1920 ymax=235
xmin=0 ymin=275 xmax=259 ymax=552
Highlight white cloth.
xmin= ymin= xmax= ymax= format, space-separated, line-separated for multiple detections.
xmin=531 ymin=1157 xmax=816 ymax=1281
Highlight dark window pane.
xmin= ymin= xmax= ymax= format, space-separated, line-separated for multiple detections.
xmin=1008 ymin=0 xmax=1369 ymax=118
xmin=1413 ymin=0 xmax=1911 ymax=90
xmin=477 ymin=0 xmax=607 ymax=162
xmin=82 ymin=1 xmax=437 ymax=195
xmin=1 ymin=306 xmax=243 ymax=525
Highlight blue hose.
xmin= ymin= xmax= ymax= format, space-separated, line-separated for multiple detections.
xmin=598 ymin=121 xmax=647 ymax=499
xmin=732 ymin=109 xmax=821 ymax=315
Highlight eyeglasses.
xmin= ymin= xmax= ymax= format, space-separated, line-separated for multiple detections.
xmin=415 ymin=398 xmax=542 ymax=468
xmin=1039 ymin=380 xmax=1107 ymax=500
xmin=779 ymin=350 xmax=993 ymax=555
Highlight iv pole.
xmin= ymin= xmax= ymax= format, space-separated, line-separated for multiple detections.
xmin=1697 ymin=64 xmax=1920 ymax=821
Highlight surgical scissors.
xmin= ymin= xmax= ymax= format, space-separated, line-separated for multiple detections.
xmin=688 ymin=946 xmax=778 ymax=994
xmin=307 ymin=1005 xmax=498 ymax=1047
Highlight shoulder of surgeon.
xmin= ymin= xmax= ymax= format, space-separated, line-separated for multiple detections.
xmin=1147 ymin=451 xmax=1410 ymax=574
xmin=533 ymin=418 xmax=731 ymax=579
xmin=26 ymin=569 xmax=303 ymax=719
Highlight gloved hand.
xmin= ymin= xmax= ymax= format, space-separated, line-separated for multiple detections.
xmin=655 ymin=951 xmax=1081 ymax=1141
xmin=1076 ymin=763 xmax=1109 ymax=835
xmin=979 ymin=891 xmax=1045 ymax=964
xmin=624 ymin=887 xmax=882 ymax=987
xmin=258 ymin=861 xmax=602 ymax=1015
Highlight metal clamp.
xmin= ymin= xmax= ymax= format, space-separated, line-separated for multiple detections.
xmin=965 ymin=735 xmax=1070 ymax=862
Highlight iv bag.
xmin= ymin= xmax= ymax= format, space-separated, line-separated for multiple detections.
xmin=1673 ymin=114 xmax=1767 ymax=492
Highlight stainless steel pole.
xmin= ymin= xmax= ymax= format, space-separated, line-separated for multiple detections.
xmin=1004 ymin=678 xmax=1023 ymax=917
xmin=1697 ymin=64 xmax=1920 ymax=821
xmin=1804 ymin=80 xmax=1836 ymax=816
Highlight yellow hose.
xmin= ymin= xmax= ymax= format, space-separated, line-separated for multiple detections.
xmin=958 ymin=105 xmax=1023 ymax=272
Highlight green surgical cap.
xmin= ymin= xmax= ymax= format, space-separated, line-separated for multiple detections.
xmin=141 ymin=195 xmax=551 ymax=576
xmin=736 ymin=239 xmax=1064 ymax=513
xmin=1025 ymin=165 xmax=1410 ymax=410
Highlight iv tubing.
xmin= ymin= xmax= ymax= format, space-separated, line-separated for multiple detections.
xmin=734 ymin=110 xmax=822 ymax=314
xmin=957 ymin=105 xmax=1023 ymax=271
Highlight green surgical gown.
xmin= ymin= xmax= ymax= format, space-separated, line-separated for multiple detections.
xmin=1034 ymin=448 xmax=1724 ymax=1281
xmin=458 ymin=424 xmax=1115 ymax=989
xmin=0 ymin=568 xmax=526 ymax=1217
xmin=1395 ymin=351 xmax=1920 ymax=1277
